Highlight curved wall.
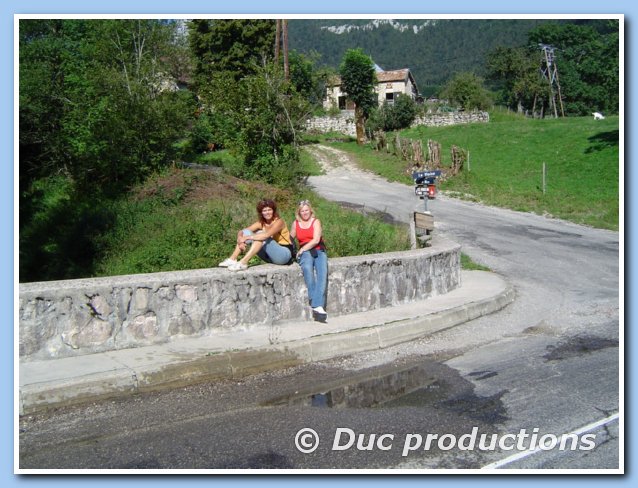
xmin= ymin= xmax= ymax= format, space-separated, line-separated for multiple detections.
xmin=19 ymin=238 xmax=461 ymax=360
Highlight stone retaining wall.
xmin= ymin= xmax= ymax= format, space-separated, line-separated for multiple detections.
xmin=19 ymin=238 xmax=461 ymax=361
xmin=304 ymin=111 xmax=489 ymax=136
xmin=412 ymin=111 xmax=489 ymax=127
xmin=305 ymin=112 xmax=357 ymax=137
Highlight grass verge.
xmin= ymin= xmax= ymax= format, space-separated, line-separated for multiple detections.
xmin=92 ymin=167 xmax=411 ymax=277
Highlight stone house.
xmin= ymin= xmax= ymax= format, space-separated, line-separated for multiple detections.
xmin=323 ymin=68 xmax=420 ymax=111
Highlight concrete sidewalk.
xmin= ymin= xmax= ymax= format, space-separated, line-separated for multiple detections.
xmin=18 ymin=270 xmax=514 ymax=415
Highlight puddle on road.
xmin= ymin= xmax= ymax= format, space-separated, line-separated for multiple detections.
xmin=263 ymin=360 xmax=509 ymax=424
xmin=265 ymin=362 xmax=437 ymax=409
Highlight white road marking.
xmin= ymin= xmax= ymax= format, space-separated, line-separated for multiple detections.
xmin=481 ymin=412 xmax=620 ymax=469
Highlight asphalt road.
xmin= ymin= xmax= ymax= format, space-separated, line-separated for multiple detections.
xmin=306 ymin=144 xmax=621 ymax=470
xmin=18 ymin=145 xmax=621 ymax=471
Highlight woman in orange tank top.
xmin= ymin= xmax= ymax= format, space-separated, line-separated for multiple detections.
xmin=219 ymin=199 xmax=293 ymax=271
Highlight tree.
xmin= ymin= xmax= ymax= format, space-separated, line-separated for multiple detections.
xmin=188 ymin=19 xmax=312 ymax=185
xmin=527 ymin=22 xmax=619 ymax=115
xmin=209 ymin=62 xmax=310 ymax=185
xmin=19 ymin=19 xmax=196 ymax=281
xmin=19 ymin=19 xmax=194 ymax=194
xmin=188 ymin=19 xmax=276 ymax=85
xmin=19 ymin=19 xmax=72 ymax=193
xmin=441 ymin=72 xmax=493 ymax=111
xmin=486 ymin=46 xmax=548 ymax=115
xmin=339 ymin=48 xmax=377 ymax=144
xmin=288 ymin=50 xmax=329 ymax=107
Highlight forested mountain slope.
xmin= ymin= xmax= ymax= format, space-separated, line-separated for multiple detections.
xmin=287 ymin=18 xmax=607 ymax=93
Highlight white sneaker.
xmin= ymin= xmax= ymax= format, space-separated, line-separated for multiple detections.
xmin=312 ymin=306 xmax=327 ymax=315
xmin=219 ymin=258 xmax=237 ymax=267
xmin=228 ymin=262 xmax=248 ymax=271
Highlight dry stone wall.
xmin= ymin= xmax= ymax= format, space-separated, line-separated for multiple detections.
xmin=412 ymin=111 xmax=489 ymax=127
xmin=305 ymin=112 xmax=357 ymax=137
xmin=305 ymin=111 xmax=489 ymax=136
xmin=19 ymin=239 xmax=461 ymax=361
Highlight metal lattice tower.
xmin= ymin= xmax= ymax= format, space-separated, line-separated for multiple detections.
xmin=539 ymin=44 xmax=565 ymax=118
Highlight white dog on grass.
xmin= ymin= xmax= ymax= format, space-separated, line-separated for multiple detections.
xmin=592 ymin=112 xmax=605 ymax=120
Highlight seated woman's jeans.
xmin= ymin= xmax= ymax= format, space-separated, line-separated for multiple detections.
xmin=242 ymin=229 xmax=292 ymax=265
xmin=298 ymin=249 xmax=328 ymax=309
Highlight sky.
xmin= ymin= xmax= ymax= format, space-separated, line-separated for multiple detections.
xmin=4 ymin=0 xmax=631 ymax=486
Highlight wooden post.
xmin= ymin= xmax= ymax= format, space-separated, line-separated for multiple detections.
xmin=542 ymin=162 xmax=547 ymax=194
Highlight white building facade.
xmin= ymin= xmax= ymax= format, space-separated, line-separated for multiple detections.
xmin=323 ymin=68 xmax=420 ymax=110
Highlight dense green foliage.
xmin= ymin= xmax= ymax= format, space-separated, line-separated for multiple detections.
xmin=440 ymin=73 xmax=493 ymax=111
xmin=487 ymin=21 xmax=620 ymax=116
xmin=486 ymin=46 xmax=549 ymax=114
xmin=186 ymin=19 xmax=311 ymax=185
xmin=338 ymin=49 xmax=377 ymax=111
xmin=19 ymin=19 xmax=197 ymax=282
xmin=20 ymin=20 xmax=195 ymax=195
xmin=204 ymin=65 xmax=310 ymax=185
xmin=528 ymin=21 xmax=620 ymax=115
xmin=289 ymin=51 xmax=332 ymax=107
xmin=188 ymin=19 xmax=276 ymax=85
xmin=19 ymin=175 xmax=114 ymax=281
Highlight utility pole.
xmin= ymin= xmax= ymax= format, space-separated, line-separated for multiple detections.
xmin=274 ymin=20 xmax=281 ymax=64
xmin=282 ymin=19 xmax=289 ymax=81
xmin=274 ymin=19 xmax=289 ymax=81
xmin=539 ymin=44 xmax=565 ymax=118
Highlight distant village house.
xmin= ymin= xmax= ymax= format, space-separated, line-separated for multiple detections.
xmin=323 ymin=67 xmax=420 ymax=111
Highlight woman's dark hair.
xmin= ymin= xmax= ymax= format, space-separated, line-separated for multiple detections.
xmin=256 ymin=199 xmax=280 ymax=223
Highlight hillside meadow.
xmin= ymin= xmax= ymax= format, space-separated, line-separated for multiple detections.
xmin=322 ymin=110 xmax=620 ymax=231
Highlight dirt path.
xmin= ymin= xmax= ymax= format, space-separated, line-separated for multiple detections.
xmin=304 ymin=144 xmax=419 ymax=224
xmin=303 ymin=144 xmax=371 ymax=176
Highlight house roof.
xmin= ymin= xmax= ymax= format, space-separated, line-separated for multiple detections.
xmin=327 ymin=68 xmax=418 ymax=92
xmin=376 ymin=69 xmax=410 ymax=83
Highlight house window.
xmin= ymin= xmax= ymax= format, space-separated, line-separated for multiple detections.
xmin=338 ymin=96 xmax=347 ymax=110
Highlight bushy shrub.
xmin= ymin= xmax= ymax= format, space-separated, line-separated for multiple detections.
xmin=188 ymin=111 xmax=236 ymax=155
xmin=242 ymin=144 xmax=302 ymax=187
xmin=367 ymin=94 xmax=418 ymax=132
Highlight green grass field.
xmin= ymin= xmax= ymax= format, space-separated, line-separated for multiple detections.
xmin=319 ymin=110 xmax=620 ymax=231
